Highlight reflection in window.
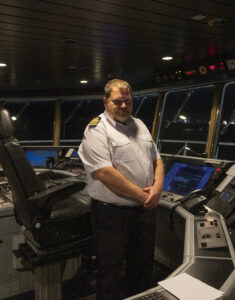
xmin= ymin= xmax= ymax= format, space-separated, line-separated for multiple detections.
xmin=214 ymin=82 xmax=235 ymax=160
xmin=132 ymin=93 xmax=158 ymax=131
xmin=157 ymin=86 xmax=215 ymax=156
xmin=61 ymin=98 xmax=104 ymax=144
xmin=3 ymin=101 xmax=54 ymax=145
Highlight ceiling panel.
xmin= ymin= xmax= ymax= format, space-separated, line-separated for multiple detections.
xmin=0 ymin=0 xmax=234 ymax=97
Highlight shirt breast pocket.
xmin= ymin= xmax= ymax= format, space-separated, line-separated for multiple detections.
xmin=112 ymin=138 xmax=134 ymax=163
xmin=140 ymin=135 xmax=154 ymax=158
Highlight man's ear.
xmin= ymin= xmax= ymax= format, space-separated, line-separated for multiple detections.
xmin=103 ymin=97 xmax=107 ymax=105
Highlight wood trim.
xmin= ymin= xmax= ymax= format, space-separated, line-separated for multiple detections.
xmin=205 ymin=83 xmax=223 ymax=158
xmin=53 ymin=100 xmax=61 ymax=146
xmin=151 ymin=92 xmax=164 ymax=141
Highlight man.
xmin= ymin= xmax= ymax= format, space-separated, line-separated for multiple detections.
xmin=79 ymin=79 xmax=164 ymax=300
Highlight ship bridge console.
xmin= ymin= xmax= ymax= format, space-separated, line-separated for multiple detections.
xmin=0 ymin=145 xmax=235 ymax=299
xmin=126 ymin=154 xmax=235 ymax=300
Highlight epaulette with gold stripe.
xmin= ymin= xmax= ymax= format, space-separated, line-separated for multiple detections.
xmin=89 ymin=116 xmax=101 ymax=128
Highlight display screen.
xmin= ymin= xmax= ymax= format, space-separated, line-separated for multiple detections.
xmin=26 ymin=150 xmax=58 ymax=167
xmin=163 ymin=162 xmax=215 ymax=196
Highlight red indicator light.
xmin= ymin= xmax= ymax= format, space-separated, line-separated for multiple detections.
xmin=186 ymin=71 xmax=193 ymax=75
xmin=209 ymin=65 xmax=216 ymax=70
xmin=185 ymin=69 xmax=197 ymax=76
xmin=209 ymin=47 xmax=215 ymax=56
xmin=218 ymin=62 xmax=225 ymax=69
xmin=216 ymin=168 xmax=221 ymax=172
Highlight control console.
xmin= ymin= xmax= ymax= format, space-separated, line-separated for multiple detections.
xmin=160 ymin=191 xmax=183 ymax=202
xmin=162 ymin=160 xmax=216 ymax=204
xmin=207 ymin=163 xmax=235 ymax=229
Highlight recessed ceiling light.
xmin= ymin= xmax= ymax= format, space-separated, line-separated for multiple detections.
xmin=0 ymin=63 xmax=7 ymax=67
xmin=162 ymin=56 xmax=173 ymax=61
xmin=11 ymin=116 xmax=17 ymax=121
xmin=80 ymin=80 xmax=88 ymax=84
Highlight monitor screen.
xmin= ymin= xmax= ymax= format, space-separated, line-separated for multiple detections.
xmin=163 ymin=162 xmax=215 ymax=196
xmin=26 ymin=149 xmax=58 ymax=168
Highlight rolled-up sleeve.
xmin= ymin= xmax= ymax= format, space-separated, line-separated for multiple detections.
xmin=153 ymin=141 xmax=161 ymax=160
xmin=78 ymin=129 xmax=112 ymax=173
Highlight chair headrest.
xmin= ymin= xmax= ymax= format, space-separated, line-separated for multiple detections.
xmin=0 ymin=109 xmax=14 ymax=138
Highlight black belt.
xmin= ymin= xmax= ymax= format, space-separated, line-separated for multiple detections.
xmin=91 ymin=198 xmax=145 ymax=213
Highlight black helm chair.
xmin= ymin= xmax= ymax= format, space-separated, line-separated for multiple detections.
xmin=0 ymin=108 xmax=94 ymax=300
xmin=0 ymin=109 xmax=92 ymax=251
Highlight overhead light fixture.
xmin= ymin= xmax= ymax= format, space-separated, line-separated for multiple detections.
xmin=80 ymin=80 xmax=88 ymax=84
xmin=191 ymin=15 xmax=206 ymax=21
xmin=11 ymin=116 xmax=17 ymax=121
xmin=162 ymin=56 xmax=173 ymax=61
xmin=0 ymin=63 xmax=7 ymax=67
xmin=179 ymin=115 xmax=187 ymax=120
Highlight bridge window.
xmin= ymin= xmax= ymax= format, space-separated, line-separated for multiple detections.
xmin=3 ymin=100 xmax=54 ymax=145
xmin=157 ymin=86 xmax=215 ymax=156
xmin=60 ymin=98 xmax=104 ymax=144
xmin=214 ymin=82 xmax=235 ymax=160
xmin=132 ymin=93 xmax=158 ymax=131
xmin=60 ymin=93 xmax=158 ymax=144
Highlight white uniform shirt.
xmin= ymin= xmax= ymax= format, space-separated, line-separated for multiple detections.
xmin=78 ymin=111 xmax=160 ymax=206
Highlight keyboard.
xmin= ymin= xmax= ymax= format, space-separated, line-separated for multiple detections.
xmin=134 ymin=291 xmax=169 ymax=300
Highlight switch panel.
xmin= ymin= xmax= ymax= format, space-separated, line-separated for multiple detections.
xmin=161 ymin=191 xmax=183 ymax=202
xmin=197 ymin=219 xmax=227 ymax=249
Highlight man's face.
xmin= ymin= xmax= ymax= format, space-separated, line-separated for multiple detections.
xmin=104 ymin=86 xmax=133 ymax=123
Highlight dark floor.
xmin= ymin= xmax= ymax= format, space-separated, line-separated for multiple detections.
xmin=5 ymin=261 xmax=172 ymax=300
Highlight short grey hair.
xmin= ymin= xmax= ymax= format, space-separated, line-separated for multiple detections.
xmin=104 ymin=79 xmax=132 ymax=99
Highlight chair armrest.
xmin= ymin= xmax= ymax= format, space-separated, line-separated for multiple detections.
xmin=28 ymin=181 xmax=86 ymax=210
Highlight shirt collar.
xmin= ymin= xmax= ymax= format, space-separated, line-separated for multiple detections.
xmin=104 ymin=110 xmax=134 ymax=128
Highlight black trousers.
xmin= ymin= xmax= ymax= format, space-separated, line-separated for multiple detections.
xmin=91 ymin=199 xmax=156 ymax=300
